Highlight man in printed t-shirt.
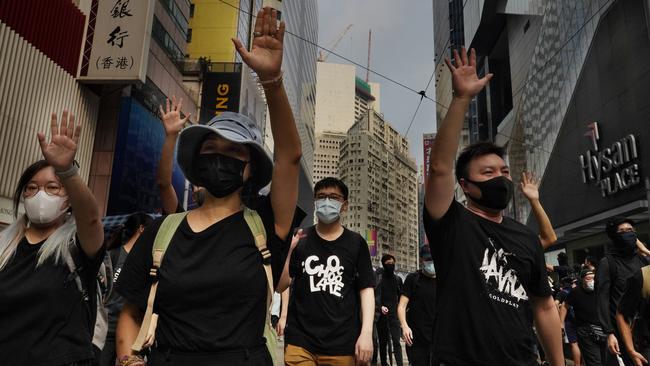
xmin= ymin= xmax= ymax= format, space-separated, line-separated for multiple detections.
xmin=277 ymin=177 xmax=375 ymax=366
xmin=422 ymin=47 xmax=564 ymax=366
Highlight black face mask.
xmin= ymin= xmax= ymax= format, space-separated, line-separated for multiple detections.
xmin=614 ymin=231 xmax=638 ymax=255
xmin=192 ymin=188 xmax=206 ymax=207
xmin=383 ymin=263 xmax=395 ymax=275
xmin=465 ymin=176 xmax=514 ymax=210
xmin=194 ymin=153 xmax=247 ymax=198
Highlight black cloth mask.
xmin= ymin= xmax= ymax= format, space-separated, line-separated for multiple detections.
xmin=465 ymin=176 xmax=514 ymax=210
xmin=383 ymin=263 xmax=395 ymax=275
xmin=611 ymin=231 xmax=638 ymax=257
xmin=194 ymin=153 xmax=247 ymax=198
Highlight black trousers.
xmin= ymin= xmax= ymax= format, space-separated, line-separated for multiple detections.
xmin=98 ymin=335 xmax=116 ymax=366
xmin=377 ymin=314 xmax=403 ymax=366
xmin=577 ymin=326 xmax=608 ymax=366
xmin=406 ymin=342 xmax=433 ymax=366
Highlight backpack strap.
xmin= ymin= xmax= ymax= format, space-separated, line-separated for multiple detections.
xmin=132 ymin=212 xmax=187 ymax=352
xmin=642 ymin=265 xmax=650 ymax=299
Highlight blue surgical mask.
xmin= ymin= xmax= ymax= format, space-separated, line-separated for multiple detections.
xmin=315 ymin=198 xmax=343 ymax=224
xmin=422 ymin=261 xmax=436 ymax=277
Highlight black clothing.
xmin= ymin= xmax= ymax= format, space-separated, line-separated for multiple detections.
xmin=116 ymin=197 xmax=291 ymax=355
xmin=149 ymin=345 xmax=271 ymax=366
xmin=375 ymin=274 xmax=403 ymax=316
xmin=565 ymin=286 xmax=599 ymax=327
xmin=286 ymin=226 xmax=375 ymax=355
xmin=0 ymin=236 xmax=103 ymax=366
xmin=618 ymin=267 xmax=650 ymax=350
xmin=576 ymin=326 xmax=607 ymax=366
xmin=554 ymin=265 xmax=573 ymax=280
xmin=100 ymin=247 xmax=128 ymax=366
xmin=378 ymin=313 xmax=403 ymax=366
xmin=406 ymin=344 xmax=433 ymax=366
xmin=595 ymin=254 xmax=647 ymax=333
xmin=401 ymin=272 xmax=437 ymax=345
xmin=423 ymin=201 xmax=552 ymax=366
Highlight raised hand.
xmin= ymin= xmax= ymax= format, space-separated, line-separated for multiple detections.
xmin=37 ymin=110 xmax=81 ymax=171
xmin=520 ymin=171 xmax=540 ymax=201
xmin=231 ymin=7 xmax=284 ymax=81
xmin=445 ymin=47 xmax=492 ymax=100
xmin=159 ymin=96 xmax=191 ymax=136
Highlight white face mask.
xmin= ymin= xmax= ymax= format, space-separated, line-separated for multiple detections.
xmin=315 ymin=198 xmax=343 ymax=224
xmin=24 ymin=190 xmax=68 ymax=225
xmin=584 ymin=280 xmax=595 ymax=292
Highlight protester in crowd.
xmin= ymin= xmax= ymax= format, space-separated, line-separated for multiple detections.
xmin=561 ymin=270 xmax=606 ymax=366
xmin=114 ymin=8 xmax=302 ymax=366
xmin=520 ymin=171 xmax=557 ymax=249
xmin=423 ymin=47 xmax=564 ymax=366
xmin=609 ymin=264 xmax=650 ymax=366
xmin=99 ymin=212 xmax=152 ymax=366
xmin=556 ymin=276 xmax=583 ymax=366
xmin=597 ymin=217 xmax=648 ymax=366
xmin=155 ymin=96 xmax=205 ymax=214
xmin=397 ymin=245 xmax=437 ymax=366
xmin=375 ymin=254 xmax=404 ymax=366
xmin=276 ymin=177 xmax=374 ymax=365
xmin=0 ymin=111 xmax=105 ymax=365
xmin=584 ymin=256 xmax=599 ymax=271
xmin=547 ymin=252 xmax=574 ymax=280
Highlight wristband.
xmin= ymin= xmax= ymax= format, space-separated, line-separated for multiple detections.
xmin=116 ymin=355 xmax=145 ymax=366
xmin=260 ymin=71 xmax=283 ymax=88
xmin=54 ymin=164 xmax=79 ymax=180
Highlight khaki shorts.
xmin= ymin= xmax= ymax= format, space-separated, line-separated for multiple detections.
xmin=284 ymin=344 xmax=356 ymax=366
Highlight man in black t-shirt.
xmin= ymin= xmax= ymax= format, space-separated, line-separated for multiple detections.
xmin=375 ymin=254 xmax=404 ymax=366
xmin=422 ymin=47 xmax=563 ymax=366
xmin=397 ymin=245 xmax=436 ymax=366
xmin=613 ymin=265 xmax=650 ymax=366
xmin=277 ymin=177 xmax=375 ymax=366
xmin=561 ymin=269 xmax=606 ymax=366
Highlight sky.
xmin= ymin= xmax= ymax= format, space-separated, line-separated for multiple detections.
xmin=317 ymin=0 xmax=437 ymax=166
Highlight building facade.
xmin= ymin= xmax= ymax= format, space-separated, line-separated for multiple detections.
xmin=461 ymin=0 xmax=650 ymax=263
xmin=313 ymin=132 xmax=346 ymax=183
xmin=340 ymin=110 xmax=419 ymax=272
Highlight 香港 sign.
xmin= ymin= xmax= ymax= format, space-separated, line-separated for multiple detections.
xmin=579 ymin=122 xmax=641 ymax=197
xmin=78 ymin=0 xmax=155 ymax=83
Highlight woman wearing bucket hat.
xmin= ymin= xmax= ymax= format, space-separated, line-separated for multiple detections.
xmin=114 ymin=7 xmax=302 ymax=366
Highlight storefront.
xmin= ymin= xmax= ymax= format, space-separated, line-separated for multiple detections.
xmin=534 ymin=0 xmax=650 ymax=264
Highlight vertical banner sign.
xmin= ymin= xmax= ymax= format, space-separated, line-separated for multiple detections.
xmin=422 ymin=133 xmax=436 ymax=187
xmin=366 ymin=229 xmax=377 ymax=257
xmin=200 ymin=71 xmax=243 ymax=124
xmin=78 ymin=0 xmax=155 ymax=82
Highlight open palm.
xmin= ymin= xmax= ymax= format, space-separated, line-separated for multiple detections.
xmin=160 ymin=95 xmax=191 ymax=136
xmin=445 ymin=47 xmax=492 ymax=99
xmin=232 ymin=7 xmax=284 ymax=80
xmin=37 ymin=110 xmax=80 ymax=171
xmin=520 ymin=171 xmax=540 ymax=201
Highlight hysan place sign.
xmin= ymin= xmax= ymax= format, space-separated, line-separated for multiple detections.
xmin=579 ymin=122 xmax=641 ymax=197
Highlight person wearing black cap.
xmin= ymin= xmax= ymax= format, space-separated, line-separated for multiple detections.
xmin=561 ymin=269 xmax=606 ymax=366
xmin=375 ymin=254 xmax=404 ymax=366
xmin=113 ymin=7 xmax=303 ymax=366
xmin=397 ymin=245 xmax=437 ymax=366
xmin=596 ymin=216 xmax=649 ymax=366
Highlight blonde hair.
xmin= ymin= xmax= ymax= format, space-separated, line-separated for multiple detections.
xmin=0 ymin=213 xmax=77 ymax=271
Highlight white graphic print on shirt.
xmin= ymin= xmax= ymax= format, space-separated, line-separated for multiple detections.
xmin=303 ymin=255 xmax=345 ymax=297
xmin=479 ymin=238 xmax=528 ymax=309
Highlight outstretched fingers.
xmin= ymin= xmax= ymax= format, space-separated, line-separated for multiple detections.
xmin=232 ymin=38 xmax=252 ymax=64
xmin=50 ymin=112 xmax=59 ymax=137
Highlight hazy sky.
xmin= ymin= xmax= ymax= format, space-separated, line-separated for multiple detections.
xmin=317 ymin=0 xmax=437 ymax=166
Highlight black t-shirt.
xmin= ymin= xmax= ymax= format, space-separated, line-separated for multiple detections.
xmin=116 ymin=197 xmax=291 ymax=352
xmin=0 ymin=236 xmax=103 ymax=366
xmin=286 ymin=226 xmax=375 ymax=355
xmin=380 ymin=273 xmax=400 ymax=312
xmin=401 ymin=272 xmax=436 ymax=346
xmin=554 ymin=265 xmax=572 ymax=280
xmin=423 ymin=201 xmax=552 ymax=366
xmin=565 ymin=286 xmax=598 ymax=327
xmin=105 ymin=247 xmax=128 ymax=337
xmin=618 ymin=268 xmax=650 ymax=346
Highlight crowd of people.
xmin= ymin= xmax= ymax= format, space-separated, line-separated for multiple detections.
xmin=0 ymin=7 xmax=648 ymax=366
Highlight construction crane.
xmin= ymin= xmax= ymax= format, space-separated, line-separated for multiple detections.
xmin=366 ymin=29 xmax=372 ymax=82
xmin=318 ymin=24 xmax=353 ymax=62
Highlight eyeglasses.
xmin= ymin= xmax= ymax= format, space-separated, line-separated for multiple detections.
xmin=315 ymin=193 xmax=345 ymax=202
xmin=24 ymin=182 xmax=63 ymax=197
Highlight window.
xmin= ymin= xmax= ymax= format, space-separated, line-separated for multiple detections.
xmin=187 ymin=28 xmax=192 ymax=43
xmin=190 ymin=3 xmax=195 ymax=18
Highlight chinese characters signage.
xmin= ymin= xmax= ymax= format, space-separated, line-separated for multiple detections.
xmin=422 ymin=133 xmax=436 ymax=187
xmin=78 ymin=0 xmax=154 ymax=82
xmin=200 ymin=71 xmax=242 ymax=123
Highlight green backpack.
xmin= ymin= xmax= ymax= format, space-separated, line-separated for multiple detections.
xmin=131 ymin=208 xmax=278 ymax=363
